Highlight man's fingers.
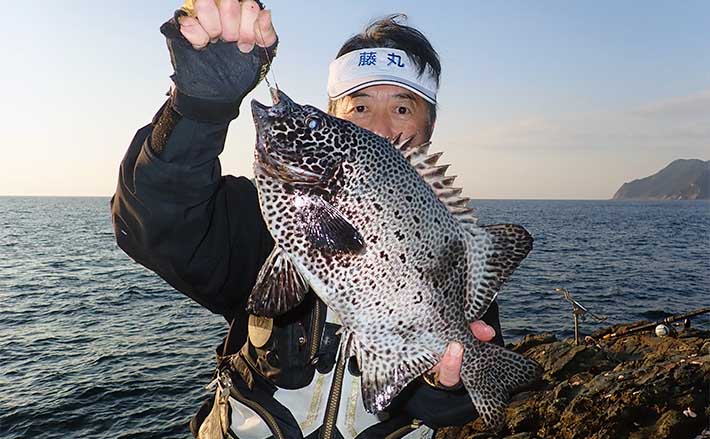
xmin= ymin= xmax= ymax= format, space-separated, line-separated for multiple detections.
xmin=219 ymin=0 xmax=241 ymax=42
xmin=470 ymin=320 xmax=496 ymax=342
xmin=437 ymin=342 xmax=463 ymax=387
xmin=255 ymin=10 xmax=277 ymax=47
xmin=178 ymin=16 xmax=210 ymax=49
xmin=195 ymin=0 xmax=222 ymax=40
xmin=237 ymin=0 xmax=260 ymax=53
xmin=181 ymin=1 xmax=274 ymax=51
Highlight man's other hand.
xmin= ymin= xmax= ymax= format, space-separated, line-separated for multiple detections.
xmin=430 ymin=320 xmax=496 ymax=388
xmin=179 ymin=0 xmax=277 ymax=52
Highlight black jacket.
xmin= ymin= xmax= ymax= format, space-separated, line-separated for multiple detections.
xmin=112 ymin=102 xmax=271 ymax=348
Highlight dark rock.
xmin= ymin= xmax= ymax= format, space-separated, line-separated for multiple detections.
xmin=435 ymin=323 xmax=709 ymax=439
xmin=508 ymin=333 xmax=557 ymax=353
xmin=651 ymin=410 xmax=698 ymax=439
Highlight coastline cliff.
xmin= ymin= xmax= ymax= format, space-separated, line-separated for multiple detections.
xmin=613 ymin=159 xmax=709 ymax=200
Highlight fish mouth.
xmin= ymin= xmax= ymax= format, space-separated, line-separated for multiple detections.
xmin=251 ymin=99 xmax=271 ymax=159
xmin=251 ymin=93 xmax=321 ymax=184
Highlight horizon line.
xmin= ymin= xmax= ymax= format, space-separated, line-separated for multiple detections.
xmin=2 ymin=195 xmax=708 ymax=202
xmin=0 ymin=194 xmax=621 ymax=201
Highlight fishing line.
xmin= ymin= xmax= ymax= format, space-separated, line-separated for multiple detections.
xmin=256 ymin=16 xmax=280 ymax=99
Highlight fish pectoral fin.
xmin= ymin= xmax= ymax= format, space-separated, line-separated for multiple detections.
xmin=300 ymin=197 xmax=365 ymax=254
xmin=246 ymin=247 xmax=310 ymax=317
xmin=463 ymin=224 xmax=533 ymax=322
xmin=351 ymin=337 xmax=437 ymax=414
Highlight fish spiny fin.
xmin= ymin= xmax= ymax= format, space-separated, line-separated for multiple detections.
xmin=349 ymin=335 xmax=438 ymax=413
xmin=460 ymin=336 xmax=541 ymax=431
xmin=462 ymin=223 xmax=533 ymax=323
xmin=392 ymin=134 xmax=431 ymax=161
xmin=247 ymin=247 xmax=310 ymax=317
xmin=391 ymin=136 xmax=478 ymax=224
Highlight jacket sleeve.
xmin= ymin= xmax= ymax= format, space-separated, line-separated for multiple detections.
xmin=110 ymin=100 xmax=274 ymax=320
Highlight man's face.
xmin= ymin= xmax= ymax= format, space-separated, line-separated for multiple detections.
xmin=332 ymin=84 xmax=433 ymax=146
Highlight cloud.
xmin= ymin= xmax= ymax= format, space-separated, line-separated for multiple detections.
xmin=632 ymin=89 xmax=710 ymax=120
xmin=432 ymin=89 xmax=709 ymax=198
xmin=465 ymin=89 xmax=710 ymax=153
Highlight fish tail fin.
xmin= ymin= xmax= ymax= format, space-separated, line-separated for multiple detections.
xmin=459 ymin=336 xmax=541 ymax=431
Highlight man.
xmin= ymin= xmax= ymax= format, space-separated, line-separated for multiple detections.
xmin=112 ymin=1 xmax=503 ymax=437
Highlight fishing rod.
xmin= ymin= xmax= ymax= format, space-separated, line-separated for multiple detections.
xmin=601 ymin=307 xmax=710 ymax=340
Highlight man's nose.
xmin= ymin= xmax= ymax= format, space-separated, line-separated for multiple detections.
xmin=366 ymin=114 xmax=396 ymax=139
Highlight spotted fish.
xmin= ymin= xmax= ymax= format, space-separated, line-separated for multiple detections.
xmin=248 ymin=90 xmax=541 ymax=430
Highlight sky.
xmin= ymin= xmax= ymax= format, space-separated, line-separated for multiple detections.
xmin=1 ymin=1 xmax=708 ymax=199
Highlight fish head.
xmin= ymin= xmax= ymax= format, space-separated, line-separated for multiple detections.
xmin=251 ymin=90 xmax=354 ymax=186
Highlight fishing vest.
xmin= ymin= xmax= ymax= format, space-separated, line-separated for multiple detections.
xmin=198 ymin=294 xmax=434 ymax=439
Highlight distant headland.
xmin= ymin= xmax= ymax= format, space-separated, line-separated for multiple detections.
xmin=612 ymin=159 xmax=709 ymax=200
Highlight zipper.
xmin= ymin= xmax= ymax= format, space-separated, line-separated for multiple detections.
xmin=229 ymin=386 xmax=286 ymax=439
xmin=383 ymin=419 xmax=423 ymax=439
xmin=309 ymin=299 xmax=323 ymax=362
xmin=319 ymin=347 xmax=347 ymax=439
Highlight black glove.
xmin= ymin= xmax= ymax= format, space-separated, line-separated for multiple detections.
xmin=159 ymin=11 xmax=277 ymax=123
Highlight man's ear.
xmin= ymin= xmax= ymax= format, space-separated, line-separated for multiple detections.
xmin=425 ymin=102 xmax=437 ymax=140
xmin=425 ymin=119 xmax=436 ymax=141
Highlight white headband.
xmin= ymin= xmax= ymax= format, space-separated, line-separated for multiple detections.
xmin=327 ymin=48 xmax=438 ymax=104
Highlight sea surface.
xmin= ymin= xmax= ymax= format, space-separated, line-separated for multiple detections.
xmin=1 ymin=196 xmax=708 ymax=438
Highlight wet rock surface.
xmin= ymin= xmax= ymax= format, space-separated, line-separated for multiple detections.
xmin=436 ymin=323 xmax=709 ymax=439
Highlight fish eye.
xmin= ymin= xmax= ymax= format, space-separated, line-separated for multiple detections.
xmin=305 ymin=116 xmax=322 ymax=130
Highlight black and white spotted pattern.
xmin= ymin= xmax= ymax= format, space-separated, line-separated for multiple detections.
xmin=251 ymin=91 xmax=540 ymax=431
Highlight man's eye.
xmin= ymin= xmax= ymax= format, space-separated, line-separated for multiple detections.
xmin=355 ymin=105 xmax=366 ymax=113
xmin=397 ymin=106 xmax=410 ymax=115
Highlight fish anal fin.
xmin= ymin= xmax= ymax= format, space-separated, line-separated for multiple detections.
xmin=246 ymin=247 xmax=310 ymax=317
xmin=299 ymin=196 xmax=365 ymax=254
xmin=350 ymin=337 xmax=437 ymax=413
xmin=463 ymin=224 xmax=533 ymax=322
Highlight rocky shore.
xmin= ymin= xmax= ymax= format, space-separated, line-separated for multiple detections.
xmin=436 ymin=322 xmax=709 ymax=439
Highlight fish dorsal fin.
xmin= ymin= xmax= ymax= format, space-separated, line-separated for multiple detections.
xmin=391 ymin=135 xmax=478 ymax=224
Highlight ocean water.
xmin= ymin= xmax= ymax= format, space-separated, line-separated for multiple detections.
xmin=0 ymin=196 xmax=708 ymax=438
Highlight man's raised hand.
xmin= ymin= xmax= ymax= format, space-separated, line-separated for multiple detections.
xmin=178 ymin=0 xmax=277 ymax=52
xmin=160 ymin=0 xmax=278 ymax=122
